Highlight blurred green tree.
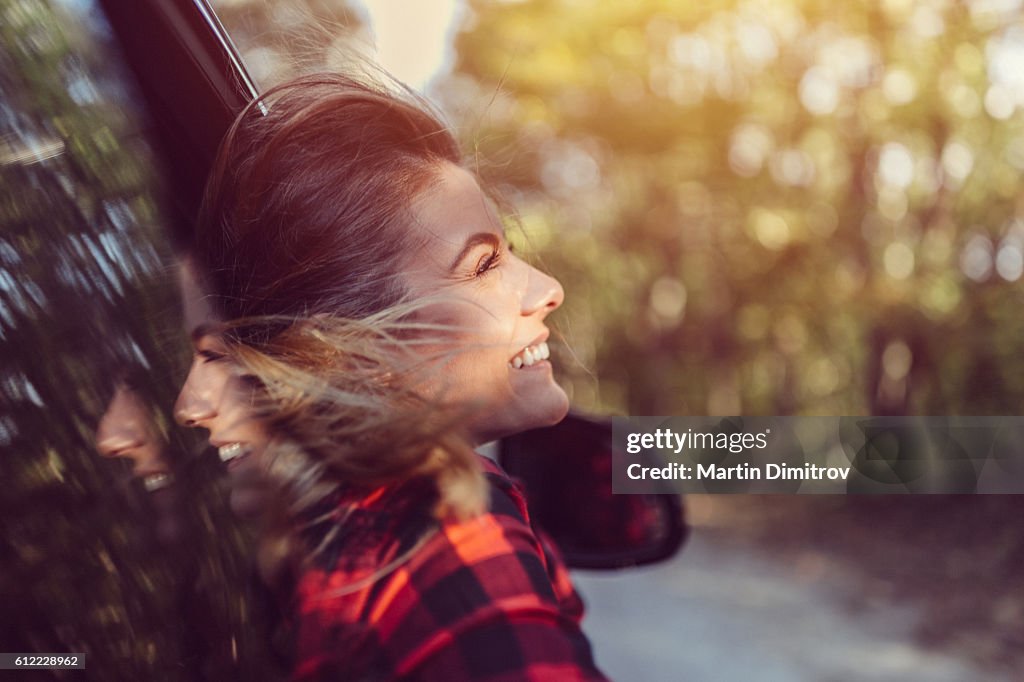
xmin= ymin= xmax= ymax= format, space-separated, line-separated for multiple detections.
xmin=443 ymin=0 xmax=1024 ymax=417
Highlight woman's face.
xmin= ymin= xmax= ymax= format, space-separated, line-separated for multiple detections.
xmin=402 ymin=163 xmax=569 ymax=444
xmin=175 ymin=259 xmax=272 ymax=517
xmin=174 ymin=331 xmax=272 ymax=517
xmin=95 ymin=383 xmax=169 ymax=485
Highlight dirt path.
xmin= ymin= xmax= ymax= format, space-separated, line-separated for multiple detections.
xmin=572 ymin=500 xmax=1018 ymax=681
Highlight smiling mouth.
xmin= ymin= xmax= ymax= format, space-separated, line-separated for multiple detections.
xmin=509 ymin=340 xmax=551 ymax=369
xmin=218 ymin=442 xmax=253 ymax=466
xmin=142 ymin=472 xmax=174 ymax=492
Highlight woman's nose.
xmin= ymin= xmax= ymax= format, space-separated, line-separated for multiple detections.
xmin=522 ymin=265 xmax=565 ymax=317
xmin=96 ymin=429 xmax=143 ymax=458
xmin=174 ymin=387 xmax=217 ymax=427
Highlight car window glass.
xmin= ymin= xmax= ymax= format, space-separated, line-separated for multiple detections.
xmin=1 ymin=1 xmax=277 ymax=678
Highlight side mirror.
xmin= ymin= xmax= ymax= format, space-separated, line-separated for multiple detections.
xmin=499 ymin=413 xmax=687 ymax=570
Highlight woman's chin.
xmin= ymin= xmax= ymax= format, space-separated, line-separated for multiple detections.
xmin=473 ymin=384 xmax=570 ymax=443
xmin=518 ymin=382 xmax=570 ymax=430
xmin=538 ymin=384 xmax=571 ymax=426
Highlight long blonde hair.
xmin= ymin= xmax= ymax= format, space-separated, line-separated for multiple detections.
xmin=193 ymin=73 xmax=490 ymax=575
xmin=216 ymin=309 xmax=489 ymax=580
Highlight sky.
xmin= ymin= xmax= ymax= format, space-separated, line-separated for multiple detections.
xmin=359 ymin=0 xmax=462 ymax=91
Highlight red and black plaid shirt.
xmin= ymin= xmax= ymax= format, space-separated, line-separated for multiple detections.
xmin=287 ymin=457 xmax=609 ymax=681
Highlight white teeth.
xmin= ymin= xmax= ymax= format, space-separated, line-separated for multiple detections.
xmin=508 ymin=341 xmax=552 ymax=369
xmin=143 ymin=472 xmax=174 ymax=492
xmin=218 ymin=443 xmax=248 ymax=463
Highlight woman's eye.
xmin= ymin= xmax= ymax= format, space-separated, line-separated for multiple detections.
xmin=474 ymin=248 xmax=501 ymax=277
xmin=197 ymin=349 xmax=225 ymax=363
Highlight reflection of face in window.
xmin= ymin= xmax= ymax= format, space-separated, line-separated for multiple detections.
xmin=175 ymin=259 xmax=272 ymax=518
xmin=95 ymin=383 xmax=172 ymax=491
xmin=175 ymin=332 xmax=272 ymax=519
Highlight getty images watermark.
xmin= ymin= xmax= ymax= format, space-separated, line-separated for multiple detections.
xmin=612 ymin=417 xmax=1024 ymax=494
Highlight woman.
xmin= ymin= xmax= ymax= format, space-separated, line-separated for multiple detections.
xmin=96 ymin=372 xmax=174 ymax=492
xmin=176 ymin=72 xmax=607 ymax=680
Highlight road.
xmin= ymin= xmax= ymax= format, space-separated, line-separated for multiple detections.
xmin=573 ymin=532 xmax=1009 ymax=682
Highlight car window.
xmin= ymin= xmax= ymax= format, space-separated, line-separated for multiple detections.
xmin=208 ymin=0 xmax=368 ymax=90
xmin=0 ymin=1 xmax=277 ymax=678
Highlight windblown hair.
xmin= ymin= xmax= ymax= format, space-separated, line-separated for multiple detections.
xmin=198 ymin=72 xmax=461 ymax=319
xmin=193 ymin=73 xmax=487 ymax=572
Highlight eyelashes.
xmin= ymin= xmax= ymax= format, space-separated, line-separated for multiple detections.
xmin=474 ymin=247 xmax=503 ymax=277
xmin=197 ymin=349 xmax=225 ymax=363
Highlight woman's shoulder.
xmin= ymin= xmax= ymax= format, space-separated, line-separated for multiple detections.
xmin=402 ymin=455 xmax=561 ymax=601
xmin=290 ymin=455 xmax=602 ymax=680
xmin=289 ymin=456 xmax=544 ymax=609
xmin=346 ymin=456 xmax=600 ymax=680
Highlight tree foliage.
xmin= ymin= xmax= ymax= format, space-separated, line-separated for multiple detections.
xmin=443 ymin=0 xmax=1024 ymax=417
